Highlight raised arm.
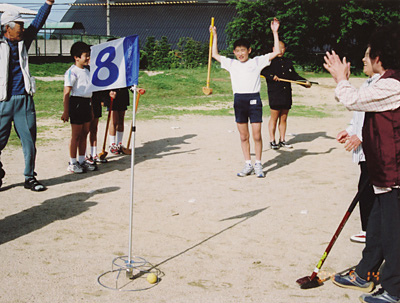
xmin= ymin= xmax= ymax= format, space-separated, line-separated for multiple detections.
xmin=210 ymin=25 xmax=221 ymax=63
xmin=268 ymin=17 xmax=280 ymax=60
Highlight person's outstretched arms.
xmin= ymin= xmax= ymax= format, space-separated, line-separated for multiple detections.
xmin=210 ymin=25 xmax=221 ymax=63
xmin=269 ymin=18 xmax=280 ymax=60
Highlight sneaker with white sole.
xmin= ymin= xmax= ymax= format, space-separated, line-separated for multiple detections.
xmin=279 ymin=140 xmax=293 ymax=148
xmin=67 ymin=162 xmax=84 ymax=174
xmin=270 ymin=141 xmax=280 ymax=150
xmin=351 ymin=230 xmax=366 ymax=243
xmin=85 ymin=155 xmax=96 ymax=165
xmin=237 ymin=164 xmax=254 ymax=177
xmin=332 ymin=270 xmax=374 ymax=293
xmin=80 ymin=161 xmax=97 ymax=172
xmin=109 ymin=143 xmax=119 ymax=154
xmin=254 ymin=163 xmax=265 ymax=178
xmin=360 ymin=288 xmax=400 ymax=303
xmin=93 ymin=154 xmax=108 ymax=163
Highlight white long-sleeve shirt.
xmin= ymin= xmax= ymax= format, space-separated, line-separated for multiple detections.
xmin=345 ymin=74 xmax=380 ymax=163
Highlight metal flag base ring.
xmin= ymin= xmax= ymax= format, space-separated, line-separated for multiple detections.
xmin=97 ymin=255 xmax=161 ymax=291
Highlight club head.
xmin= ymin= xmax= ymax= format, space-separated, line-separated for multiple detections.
xmin=121 ymin=147 xmax=131 ymax=155
xmin=202 ymin=87 xmax=213 ymax=95
xmin=98 ymin=151 xmax=108 ymax=160
xmin=296 ymin=275 xmax=323 ymax=289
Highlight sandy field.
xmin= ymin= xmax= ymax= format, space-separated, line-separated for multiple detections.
xmin=0 ymin=77 xmax=373 ymax=302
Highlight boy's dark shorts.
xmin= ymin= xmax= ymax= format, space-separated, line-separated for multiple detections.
xmin=269 ymin=103 xmax=292 ymax=110
xmin=91 ymin=96 xmax=102 ymax=119
xmin=69 ymin=96 xmax=92 ymax=125
xmin=108 ymin=88 xmax=130 ymax=111
xmin=234 ymin=93 xmax=263 ymax=123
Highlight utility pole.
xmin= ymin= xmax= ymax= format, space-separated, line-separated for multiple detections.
xmin=106 ymin=0 xmax=110 ymax=36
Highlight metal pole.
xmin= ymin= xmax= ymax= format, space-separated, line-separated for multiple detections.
xmin=106 ymin=0 xmax=110 ymax=36
xmin=128 ymin=85 xmax=137 ymax=264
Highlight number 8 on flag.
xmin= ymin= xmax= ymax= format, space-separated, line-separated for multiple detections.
xmin=90 ymin=35 xmax=140 ymax=91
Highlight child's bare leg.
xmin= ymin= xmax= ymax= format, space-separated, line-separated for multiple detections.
xmin=268 ymin=109 xmax=280 ymax=142
xmin=70 ymin=124 xmax=83 ymax=159
xmin=89 ymin=118 xmax=99 ymax=148
xmin=278 ymin=109 xmax=289 ymax=142
xmin=237 ymin=123 xmax=251 ymax=161
xmin=89 ymin=118 xmax=99 ymax=156
xmin=109 ymin=111 xmax=118 ymax=136
xmin=78 ymin=122 xmax=90 ymax=157
xmin=116 ymin=110 xmax=125 ymax=145
xmin=107 ymin=111 xmax=119 ymax=151
xmin=116 ymin=111 xmax=125 ymax=132
xmin=251 ymin=122 xmax=262 ymax=161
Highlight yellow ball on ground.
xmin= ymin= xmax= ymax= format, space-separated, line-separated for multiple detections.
xmin=147 ymin=273 xmax=158 ymax=284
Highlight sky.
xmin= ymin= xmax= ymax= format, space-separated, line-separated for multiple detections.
xmin=1 ymin=1 xmax=76 ymax=23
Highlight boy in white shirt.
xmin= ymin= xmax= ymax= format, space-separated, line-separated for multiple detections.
xmin=211 ymin=18 xmax=281 ymax=178
xmin=61 ymin=42 xmax=96 ymax=173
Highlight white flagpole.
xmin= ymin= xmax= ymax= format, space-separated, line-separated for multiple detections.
xmin=128 ymin=85 xmax=137 ymax=264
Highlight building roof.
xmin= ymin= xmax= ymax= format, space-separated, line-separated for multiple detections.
xmin=60 ymin=0 xmax=236 ymax=48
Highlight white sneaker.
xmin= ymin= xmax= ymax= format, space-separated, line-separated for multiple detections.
xmin=254 ymin=163 xmax=265 ymax=178
xmin=67 ymin=162 xmax=83 ymax=174
xmin=237 ymin=164 xmax=254 ymax=177
xmin=350 ymin=231 xmax=366 ymax=243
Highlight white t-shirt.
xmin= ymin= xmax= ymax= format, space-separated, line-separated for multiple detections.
xmin=220 ymin=54 xmax=271 ymax=94
xmin=64 ymin=65 xmax=92 ymax=98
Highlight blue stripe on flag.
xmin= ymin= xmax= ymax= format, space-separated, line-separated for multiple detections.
xmin=123 ymin=35 xmax=140 ymax=87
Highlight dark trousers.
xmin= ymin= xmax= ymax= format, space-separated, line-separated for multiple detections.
xmin=358 ymin=161 xmax=375 ymax=231
xmin=356 ymin=189 xmax=400 ymax=297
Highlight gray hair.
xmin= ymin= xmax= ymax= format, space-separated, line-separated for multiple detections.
xmin=1 ymin=21 xmax=16 ymax=34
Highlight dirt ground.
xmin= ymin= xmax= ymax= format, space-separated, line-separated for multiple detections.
xmin=0 ymin=77 xmax=372 ymax=302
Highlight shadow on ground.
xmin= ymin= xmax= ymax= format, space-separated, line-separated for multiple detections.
xmin=0 ymin=187 xmax=119 ymax=245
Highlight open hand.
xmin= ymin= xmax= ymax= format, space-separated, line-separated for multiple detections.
xmin=270 ymin=17 xmax=280 ymax=32
xmin=336 ymin=130 xmax=349 ymax=143
xmin=344 ymin=134 xmax=362 ymax=152
xmin=323 ymin=50 xmax=351 ymax=83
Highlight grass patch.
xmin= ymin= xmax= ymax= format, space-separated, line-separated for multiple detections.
xmin=30 ymin=62 xmax=71 ymax=77
xmin=21 ymin=64 xmax=339 ymax=147
xmin=289 ymin=104 xmax=331 ymax=118
xmin=7 ymin=125 xmax=56 ymax=147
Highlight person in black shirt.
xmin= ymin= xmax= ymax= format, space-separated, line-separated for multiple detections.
xmin=261 ymin=41 xmax=311 ymax=149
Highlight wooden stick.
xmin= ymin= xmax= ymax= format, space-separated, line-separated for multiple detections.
xmin=98 ymin=97 xmax=113 ymax=160
xmin=203 ymin=17 xmax=214 ymax=95
xmin=277 ymin=77 xmax=310 ymax=86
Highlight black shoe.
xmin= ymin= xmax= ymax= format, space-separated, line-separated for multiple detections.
xmin=270 ymin=141 xmax=280 ymax=150
xmin=0 ymin=162 xmax=5 ymax=188
xmin=24 ymin=177 xmax=47 ymax=192
xmin=279 ymin=140 xmax=293 ymax=148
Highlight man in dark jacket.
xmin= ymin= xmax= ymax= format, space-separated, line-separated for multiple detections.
xmin=325 ymin=25 xmax=400 ymax=303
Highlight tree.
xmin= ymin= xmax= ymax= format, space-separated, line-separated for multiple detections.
xmin=226 ymin=0 xmax=400 ymax=71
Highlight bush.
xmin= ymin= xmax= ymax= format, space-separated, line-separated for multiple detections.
xmin=141 ymin=36 xmax=209 ymax=70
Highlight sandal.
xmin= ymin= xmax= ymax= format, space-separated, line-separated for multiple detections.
xmin=0 ymin=164 xmax=5 ymax=188
xmin=24 ymin=177 xmax=47 ymax=192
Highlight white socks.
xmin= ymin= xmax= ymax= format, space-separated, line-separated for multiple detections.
xmin=91 ymin=146 xmax=97 ymax=157
xmin=109 ymin=135 xmax=116 ymax=145
xmin=117 ymin=131 xmax=124 ymax=145
xmin=78 ymin=155 xmax=85 ymax=164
